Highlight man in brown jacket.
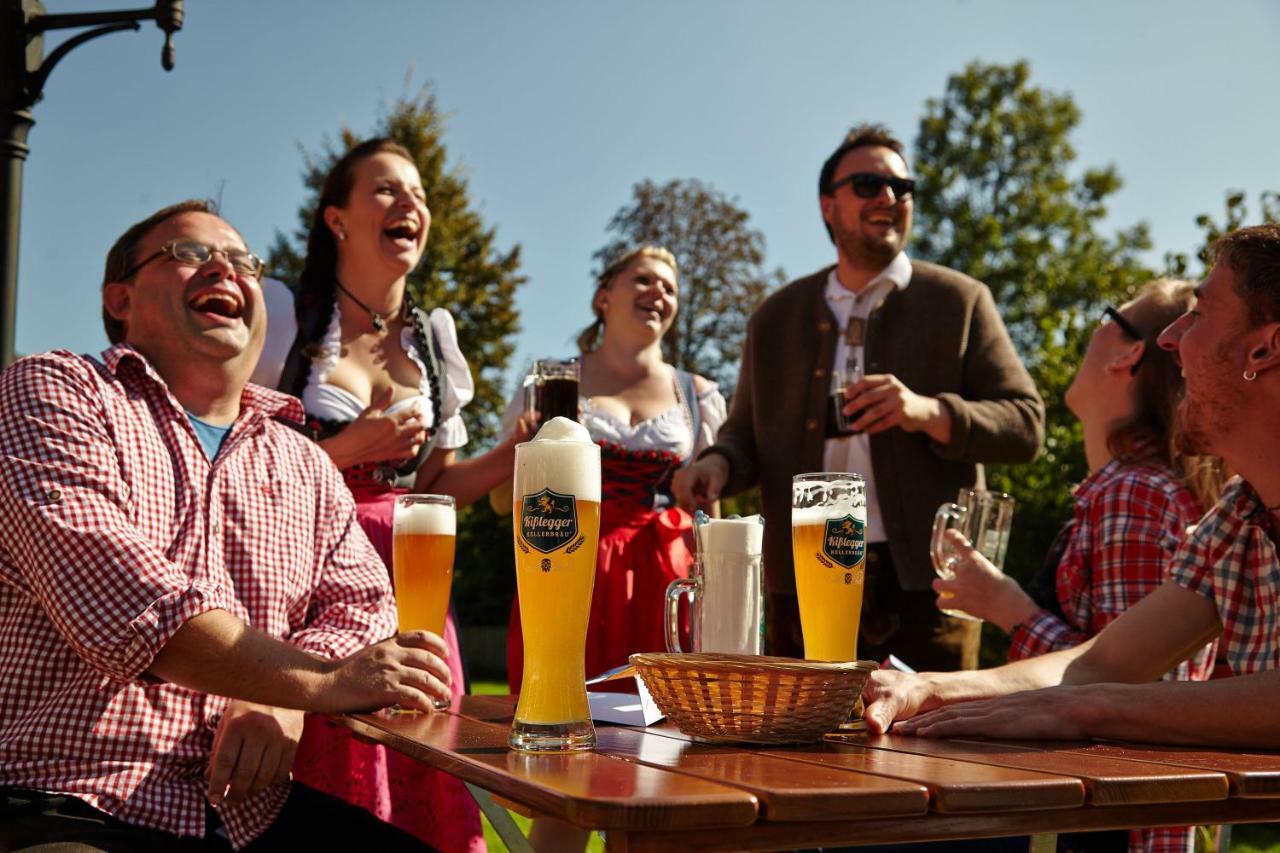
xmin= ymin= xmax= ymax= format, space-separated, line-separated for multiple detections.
xmin=674 ymin=124 xmax=1044 ymax=670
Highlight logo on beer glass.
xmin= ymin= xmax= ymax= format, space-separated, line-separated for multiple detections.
xmin=822 ymin=515 xmax=865 ymax=569
xmin=521 ymin=488 xmax=579 ymax=553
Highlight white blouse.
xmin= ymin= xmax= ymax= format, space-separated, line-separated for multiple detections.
xmin=499 ymin=365 xmax=726 ymax=459
xmin=252 ymin=277 xmax=474 ymax=450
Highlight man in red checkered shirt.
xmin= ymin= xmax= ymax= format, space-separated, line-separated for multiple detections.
xmin=865 ymin=224 xmax=1280 ymax=756
xmin=0 ymin=201 xmax=446 ymax=851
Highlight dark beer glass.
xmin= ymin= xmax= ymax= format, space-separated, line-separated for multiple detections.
xmin=524 ymin=358 xmax=581 ymax=428
xmin=826 ymin=363 xmax=864 ymax=438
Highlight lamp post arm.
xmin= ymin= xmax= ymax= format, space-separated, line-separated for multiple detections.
xmin=26 ymin=21 xmax=139 ymax=100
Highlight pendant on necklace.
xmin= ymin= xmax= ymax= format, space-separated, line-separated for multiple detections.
xmin=372 ymin=314 xmax=387 ymax=332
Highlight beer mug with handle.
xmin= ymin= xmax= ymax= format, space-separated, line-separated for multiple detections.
xmin=392 ymin=494 xmax=456 ymax=710
xmin=523 ymin=357 xmax=580 ymax=429
xmin=930 ymin=489 xmax=1015 ymax=620
xmin=665 ymin=514 xmax=764 ymax=655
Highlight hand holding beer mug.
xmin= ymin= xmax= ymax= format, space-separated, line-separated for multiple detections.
xmin=930 ymin=489 xmax=1014 ymax=620
xmin=392 ymin=494 xmax=456 ymax=710
xmin=791 ymin=473 xmax=867 ymax=662
xmin=510 ymin=417 xmax=600 ymax=752
xmin=523 ymin=357 xmax=581 ymax=430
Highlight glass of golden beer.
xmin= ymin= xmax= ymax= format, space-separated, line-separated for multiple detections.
xmin=791 ymin=472 xmax=867 ymax=662
xmin=392 ymin=493 xmax=456 ymax=710
xmin=510 ymin=417 xmax=601 ymax=752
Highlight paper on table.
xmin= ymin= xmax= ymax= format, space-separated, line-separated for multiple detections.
xmin=588 ymin=677 xmax=665 ymax=726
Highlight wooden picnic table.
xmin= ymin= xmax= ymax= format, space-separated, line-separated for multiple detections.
xmin=342 ymin=694 xmax=1280 ymax=852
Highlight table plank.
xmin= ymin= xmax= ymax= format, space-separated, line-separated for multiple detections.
xmin=999 ymin=740 xmax=1280 ymax=797
xmin=461 ymin=694 xmax=1084 ymax=815
xmin=766 ymin=739 xmax=1085 ymax=813
xmin=608 ymin=796 xmax=1280 ymax=853
xmin=845 ymin=734 xmax=1229 ymax=806
xmin=341 ymin=711 xmax=758 ymax=831
xmin=594 ymin=726 xmax=929 ymax=822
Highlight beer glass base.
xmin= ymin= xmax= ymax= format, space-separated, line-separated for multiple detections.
xmin=508 ymin=720 xmax=596 ymax=752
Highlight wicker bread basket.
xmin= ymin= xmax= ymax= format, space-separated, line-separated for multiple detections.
xmin=629 ymin=652 xmax=876 ymax=744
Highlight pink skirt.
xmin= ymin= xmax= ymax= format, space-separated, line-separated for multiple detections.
xmin=292 ymin=484 xmax=483 ymax=853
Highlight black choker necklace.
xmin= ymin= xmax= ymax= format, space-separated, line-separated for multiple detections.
xmin=335 ymin=280 xmax=398 ymax=332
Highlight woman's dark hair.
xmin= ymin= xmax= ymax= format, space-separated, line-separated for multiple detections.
xmin=288 ymin=138 xmax=416 ymax=396
xmin=1107 ymin=278 xmax=1223 ymax=508
xmin=576 ymin=245 xmax=678 ymax=354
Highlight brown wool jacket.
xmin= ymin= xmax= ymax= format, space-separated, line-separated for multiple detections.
xmin=705 ymin=262 xmax=1045 ymax=595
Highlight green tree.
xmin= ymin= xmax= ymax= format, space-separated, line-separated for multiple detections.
xmin=269 ymin=87 xmax=526 ymax=642
xmin=594 ymin=179 xmax=785 ymax=391
xmin=1164 ymin=190 xmax=1280 ymax=277
xmin=911 ymin=60 xmax=1156 ymax=662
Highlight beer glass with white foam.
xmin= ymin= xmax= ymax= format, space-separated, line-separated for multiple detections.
xmin=791 ymin=473 xmax=867 ymax=661
xmin=392 ymin=493 xmax=456 ymax=710
xmin=510 ymin=417 xmax=601 ymax=751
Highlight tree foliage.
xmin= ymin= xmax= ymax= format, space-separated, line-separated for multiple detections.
xmin=267 ymin=87 xmax=526 ymax=445
xmin=910 ymin=61 xmax=1157 ymax=661
xmin=594 ymin=179 xmax=785 ymax=391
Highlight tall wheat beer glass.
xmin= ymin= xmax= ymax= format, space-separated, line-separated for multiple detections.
xmin=791 ymin=473 xmax=867 ymax=661
xmin=392 ymin=494 xmax=456 ymax=710
xmin=510 ymin=417 xmax=601 ymax=751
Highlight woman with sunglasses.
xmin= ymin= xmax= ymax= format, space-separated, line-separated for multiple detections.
xmin=253 ymin=138 xmax=524 ymax=853
xmin=936 ymin=278 xmax=1223 ymax=853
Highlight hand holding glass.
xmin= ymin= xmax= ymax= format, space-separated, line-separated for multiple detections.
xmin=392 ymin=494 xmax=456 ymax=710
xmin=930 ymin=489 xmax=1014 ymax=620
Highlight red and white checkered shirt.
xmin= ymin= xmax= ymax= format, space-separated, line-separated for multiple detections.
xmin=1170 ymin=476 xmax=1280 ymax=676
xmin=0 ymin=347 xmax=397 ymax=849
xmin=1009 ymin=459 xmax=1214 ymax=680
xmin=1008 ymin=459 xmax=1213 ymax=853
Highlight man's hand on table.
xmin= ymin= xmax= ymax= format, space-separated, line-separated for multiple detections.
xmin=207 ymin=700 xmax=304 ymax=808
xmin=891 ymin=684 xmax=1100 ymax=741
xmin=862 ymin=668 xmax=946 ymax=734
xmin=320 ymin=630 xmax=452 ymax=714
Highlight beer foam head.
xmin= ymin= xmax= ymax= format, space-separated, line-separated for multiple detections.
xmin=700 ymin=516 xmax=764 ymax=554
xmin=516 ymin=416 xmax=601 ymax=501
xmin=792 ymin=504 xmax=866 ymax=525
xmin=395 ymin=500 xmax=456 ymax=535
xmin=534 ymin=416 xmax=590 ymax=443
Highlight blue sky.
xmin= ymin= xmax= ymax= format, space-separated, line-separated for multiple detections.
xmin=16 ymin=0 xmax=1280 ymax=395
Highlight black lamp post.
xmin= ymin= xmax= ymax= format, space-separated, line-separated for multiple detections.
xmin=0 ymin=0 xmax=182 ymax=367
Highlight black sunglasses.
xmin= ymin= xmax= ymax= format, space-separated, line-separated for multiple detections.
xmin=1102 ymin=304 xmax=1146 ymax=375
xmin=828 ymin=172 xmax=916 ymax=200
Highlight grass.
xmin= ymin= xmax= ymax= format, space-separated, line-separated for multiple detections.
xmin=467 ymin=682 xmax=1280 ymax=853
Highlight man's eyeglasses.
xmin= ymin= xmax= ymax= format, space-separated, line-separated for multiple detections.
xmin=1102 ymin=304 xmax=1146 ymax=374
xmin=120 ymin=240 xmax=265 ymax=281
xmin=828 ymin=172 xmax=916 ymax=200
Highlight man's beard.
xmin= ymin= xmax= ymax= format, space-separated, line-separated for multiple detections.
xmin=1176 ymin=353 xmax=1247 ymax=457
xmin=834 ymin=219 xmax=904 ymax=271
